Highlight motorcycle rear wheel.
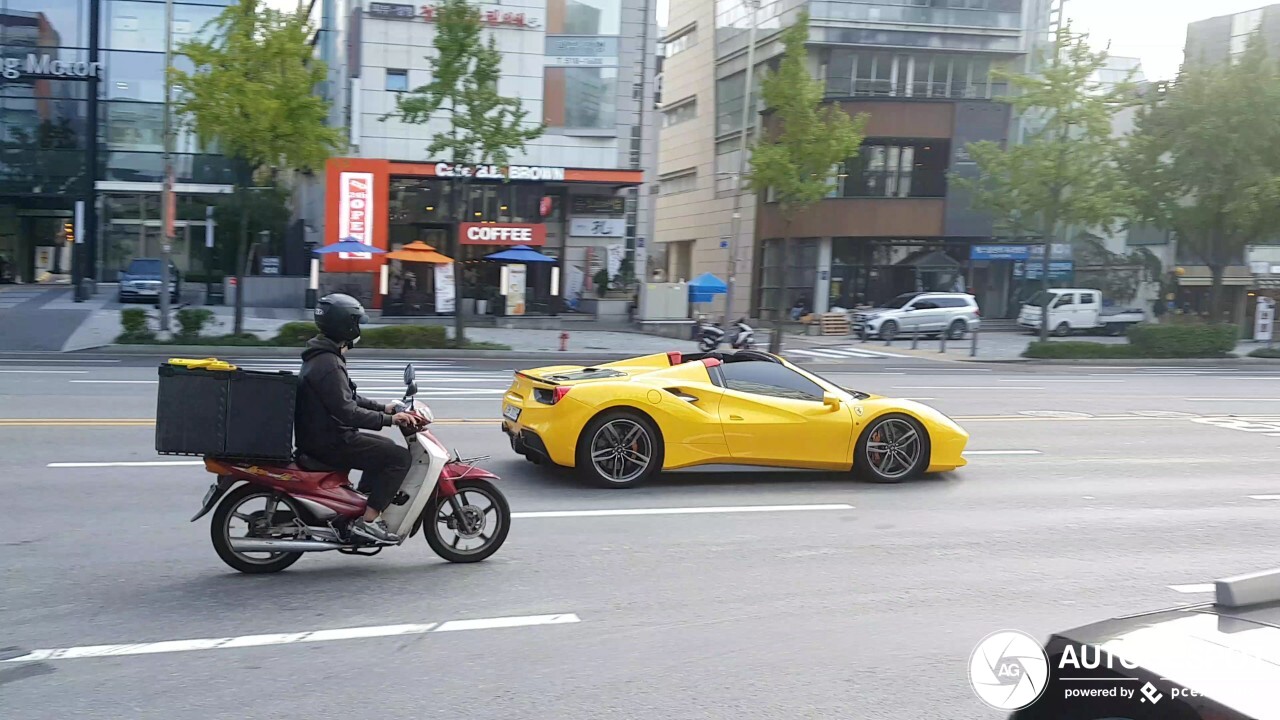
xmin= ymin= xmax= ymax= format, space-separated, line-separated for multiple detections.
xmin=424 ymin=479 xmax=510 ymax=563
xmin=211 ymin=485 xmax=304 ymax=574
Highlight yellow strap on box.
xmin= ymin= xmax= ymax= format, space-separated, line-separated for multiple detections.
xmin=168 ymin=357 xmax=238 ymax=372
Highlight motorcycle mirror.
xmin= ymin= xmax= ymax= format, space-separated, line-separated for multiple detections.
xmin=404 ymin=364 xmax=416 ymax=385
xmin=405 ymin=382 xmax=418 ymax=398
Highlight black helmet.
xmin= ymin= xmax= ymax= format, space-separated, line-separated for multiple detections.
xmin=315 ymin=293 xmax=369 ymax=345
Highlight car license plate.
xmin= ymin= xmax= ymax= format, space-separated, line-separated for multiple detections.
xmin=503 ymin=405 xmax=521 ymax=422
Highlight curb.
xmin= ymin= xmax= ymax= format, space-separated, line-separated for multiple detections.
xmin=74 ymin=344 xmax=671 ymax=362
xmin=1016 ymin=356 xmax=1280 ymax=366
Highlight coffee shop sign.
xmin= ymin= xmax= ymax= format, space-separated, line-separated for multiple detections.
xmin=434 ymin=163 xmax=566 ymax=182
xmin=2 ymin=54 xmax=103 ymax=80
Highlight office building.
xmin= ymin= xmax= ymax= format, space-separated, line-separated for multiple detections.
xmin=655 ymin=0 xmax=1055 ymax=320
xmin=0 ymin=0 xmax=233 ymax=285
xmin=299 ymin=0 xmax=660 ymax=315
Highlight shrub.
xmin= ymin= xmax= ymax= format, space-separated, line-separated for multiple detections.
xmin=1250 ymin=347 xmax=1280 ymax=358
xmin=175 ymin=308 xmax=216 ymax=339
xmin=117 ymin=308 xmax=155 ymax=344
xmin=360 ymin=325 xmax=448 ymax=348
xmin=1126 ymin=323 xmax=1237 ymax=357
xmin=1023 ymin=342 xmax=1141 ymax=359
xmin=272 ymin=321 xmax=318 ymax=346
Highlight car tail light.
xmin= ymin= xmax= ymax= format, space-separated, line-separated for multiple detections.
xmin=533 ymin=386 xmax=573 ymax=405
xmin=553 ymin=386 xmax=572 ymax=404
xmin=667 ymin=351 xmax=682 ymax=365
xmin=974 ymin=308 xmax=981 ymax=317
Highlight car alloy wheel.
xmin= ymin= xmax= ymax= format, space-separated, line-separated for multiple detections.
xmin=879 ymin=320 xmax=899 ymax=341
xmin=948 ymin=319 xmax=966 ymax=340
xmin=589 ymin=418 xmax=653 ymax=484
xmin=859 ymin=415 xmax=926 ymax=483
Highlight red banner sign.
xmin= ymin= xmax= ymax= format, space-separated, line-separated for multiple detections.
xmin=459 ymin=223 xmax=546 ymax=246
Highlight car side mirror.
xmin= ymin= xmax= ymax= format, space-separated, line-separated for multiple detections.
xmin=902 ymin=306 xmax=914 ymax=311
xmin=822 ymin=393 xmax=841 ymax=408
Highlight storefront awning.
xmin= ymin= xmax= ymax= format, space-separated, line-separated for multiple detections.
xmin=1176 ymin=265 xmax=1254 ymax=287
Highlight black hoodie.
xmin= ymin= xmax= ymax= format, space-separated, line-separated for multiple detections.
xmin=294 ymin=335 xmax=393 ymax=452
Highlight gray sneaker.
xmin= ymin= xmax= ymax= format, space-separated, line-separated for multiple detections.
xmin=351 ymin=518 xmax=400 ymax=545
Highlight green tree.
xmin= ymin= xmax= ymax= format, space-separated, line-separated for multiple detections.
xmin=955 ymin=22 xmax=1135 ymax=341
xmin=381 ymin=0 xmax=544 ymax=343
xmin=1122 ymin=35 xmax=1280 ymax=321
xmin=748 ymin=11 xmax=866 ymax=344
xmin=172 ymin=0 xmax=343 ymax=335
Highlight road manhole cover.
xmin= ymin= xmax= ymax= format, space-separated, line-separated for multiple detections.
xmin=1018 ymin=411 xmax=1094 ymax=418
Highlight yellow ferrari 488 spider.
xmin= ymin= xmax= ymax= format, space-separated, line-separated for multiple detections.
xmin=500 ymin=349 xmax=968 ymax=487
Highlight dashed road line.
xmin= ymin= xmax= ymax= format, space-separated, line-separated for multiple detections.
xmin=963 ymin=450 xmax=1043 ymax=456
xmin=1168 ymin=584 xmax=1215 ymax=594
xmin=0 ymin=613 xmax=581 ymax=664
xmin=1248 ymin=495 xmax=1280 ymax=501
xmin=512 ymin=504 xmax=854 ymax=518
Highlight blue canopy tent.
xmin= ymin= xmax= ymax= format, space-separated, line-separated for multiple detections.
xmin=688 ymin=272 xmax=727 ymax=304
xmin=314 ymin=236 xmax=386 ymax=255
xmin=483 ymin=245 xmax=556 ymax=263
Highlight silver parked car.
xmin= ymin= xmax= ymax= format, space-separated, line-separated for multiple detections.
xmin=851 ymin=292 xmax=980 ymax=341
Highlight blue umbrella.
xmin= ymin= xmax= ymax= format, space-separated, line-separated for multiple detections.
xmin=688 ymin=272 xmax=727 ymax=304
xmin=483 ymin=245 xmax=557 ymax=263
xmin=315 ymin=237 xmax=386 ymax=255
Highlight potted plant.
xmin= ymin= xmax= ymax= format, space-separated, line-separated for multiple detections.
xmin=593 ymin=268 xmax=610 ymax=298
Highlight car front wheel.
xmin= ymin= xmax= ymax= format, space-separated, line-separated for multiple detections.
xmin=576 ymin=410 xmax=664 ymax=488
xmin=854 ymin=413 xmax=929 ymax=483
xmin=879 ymin=320 xmax=899 ymax=341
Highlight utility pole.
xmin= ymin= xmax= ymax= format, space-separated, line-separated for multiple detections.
xmin=158 ymin=0 xmax=176 ymax=332
xmin=722 ymin=0 xmax=760 ymax=326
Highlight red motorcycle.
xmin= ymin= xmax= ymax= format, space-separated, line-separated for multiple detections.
xmin=192 ymin=365 xmax=510 ymax=574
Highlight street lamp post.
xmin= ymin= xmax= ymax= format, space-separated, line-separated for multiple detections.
xmin=722 ymin=0 xmax=761 ymax=327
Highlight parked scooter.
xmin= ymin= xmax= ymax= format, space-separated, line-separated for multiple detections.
xmin=192 ymin=364 xmax=510 ymax=574
xmin=697 ymin=317 xmax=755 ymax=352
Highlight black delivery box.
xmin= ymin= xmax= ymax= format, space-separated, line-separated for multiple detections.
xmin=156 ymin=358 xmax=298 ymax=460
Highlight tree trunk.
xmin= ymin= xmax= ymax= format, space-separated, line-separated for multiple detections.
xmin=1038 ymin=227 xmax=1053 ymax=343
xmin=767 ymin=218 xmax=791 ymax=355
xmin=1208 ymin=264 xmax=1225 ymax=324
xmin=451 ymin=175 xmax=466 ymax=347
xmin=233 ymin=162 xmax=251 ymax=337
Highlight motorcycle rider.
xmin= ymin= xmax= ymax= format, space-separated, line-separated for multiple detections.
xmin=295 ymin=293 xmax=422 ymax=544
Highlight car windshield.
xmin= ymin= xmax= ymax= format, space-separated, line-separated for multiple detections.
xmin=127 ymin=259 xmax=161 ymax=275
xmin=796 ymin=365 xmax=870 ymax=399
xmin=881 ymin=293 xmax=919 ymax=309
xmin=1026 ymin=291 xmax=1055 ymax=307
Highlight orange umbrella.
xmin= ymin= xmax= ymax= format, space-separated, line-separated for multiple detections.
xmin=384 ymin=241 xmax=453 ymax=264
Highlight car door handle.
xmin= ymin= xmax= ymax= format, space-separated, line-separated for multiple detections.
xmin=729 ymin=414 xmax=744 ymax=421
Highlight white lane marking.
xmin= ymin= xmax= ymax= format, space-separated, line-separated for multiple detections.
xmin=70 ymin=380 xmax=158 ymax=384
xmin=823 ymin=348 xmax=889 ymax=358
xmin=1 ymin=613 xmax=580 ymax=664
xmin=962 ymin=450 xmax=1043 ymax=456
xmin=0 ymin=370 xmax=88 ymax=374
xmin=886 ymin=367 xmax=991 ymax=372
xmin=1184 ymin=398 xmax=1280 ymax=402
xmin=1168 ymin=584 xmax=1215 ymax=594
xmin=512 ymin=504 xmax=854 ymax=519
xmin=48 ymin=461 xmax=204 ymax=468
xmin=842 ymin=348 xmax=912 ymax=358
xmin=1248 ymin=495 xmax=1280 ymax=500
xmin=899 ymin=397 xmax=935 ymax=401
xmin=789 ymin=348 xmax=862 ymax=358
xmin=0 ymin=359 xmax=119 ymax=364
xmin=892 ymin=386 xmax=1044 ymax=390
xmin=997 ymin=379 xmax=1124 ymax=383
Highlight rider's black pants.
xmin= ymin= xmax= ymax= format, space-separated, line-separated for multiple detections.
xmin=314 ymin=433 xmax=411 ymax=513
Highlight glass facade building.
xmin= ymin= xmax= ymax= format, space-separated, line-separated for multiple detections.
xmin=0 ymin=0 xmax=232 ymax=285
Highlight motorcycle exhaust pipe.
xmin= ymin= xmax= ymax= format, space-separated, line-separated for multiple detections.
xmin=229 ymin=538 xmax=345 ymax=553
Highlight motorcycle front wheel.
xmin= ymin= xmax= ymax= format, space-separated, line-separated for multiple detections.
xmin=424 ymin=479 xmax=511 ymax=563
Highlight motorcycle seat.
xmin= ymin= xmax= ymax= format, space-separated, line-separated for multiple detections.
xmin=294 ymin=453 xmax=349 ymax=473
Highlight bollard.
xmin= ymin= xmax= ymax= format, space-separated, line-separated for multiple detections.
xmin=559 ymin=331 xmax=569 ymax=351
xmin=939 ymin=331 xmax=947 ymax=353
xmin=971 ymin=325 xmax=979 ymax=358
xmin=911 ymin=330 xmax=918 ymax=349
xmin=884 ymin=330 xmax=892 ymax=346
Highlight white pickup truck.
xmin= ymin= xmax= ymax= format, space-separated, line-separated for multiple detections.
xmin=1018 ymin=288 xmax=1146 ymax=337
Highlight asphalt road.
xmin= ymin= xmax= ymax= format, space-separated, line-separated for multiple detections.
xmin=4 ymin=351 xmax=1280 ymax=719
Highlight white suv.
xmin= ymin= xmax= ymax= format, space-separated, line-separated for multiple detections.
xmin=851 ymin=292 xmax=981 ymax=341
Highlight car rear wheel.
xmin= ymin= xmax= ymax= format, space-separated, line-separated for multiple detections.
xmin=947 ymin=319 xmax=967 ymax=340
xmin=577 ymin=410 xmax=664 ymax=488
xmin=854 ymin=413 xmax=929 ymax=484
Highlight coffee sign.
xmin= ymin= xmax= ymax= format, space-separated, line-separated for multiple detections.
xmin=459 ymin=223 xmax=547 ymax=246
xmin=2 ymin=54 xmax=103 ymax=80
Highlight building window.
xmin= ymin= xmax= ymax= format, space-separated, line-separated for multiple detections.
xmin=659 ymin=170 xmax=698 ymax=195
xmin=386 ymin=69 xmax=408 ymax=92
xmin=4 ymin=0 xmax=91 ymax=48
xmin=824 ymin=50 xmax=998 ymax=99
xmin=547 ymin=0 xmax=621 ymax=35
xmin=834 ymin=141 xmax=949 ymax=198
xmin=665 ymin=27 xmax=696 ymax=57
xmin=1230 ymin=9 xmax=1264 ymax=58
xmin=715 ymin=138 xmax=746 ymax=194
xmin=661 ymin=99 xmax=696 ymax=128
xmin=101 ymin=0 xmax=222 ymax=52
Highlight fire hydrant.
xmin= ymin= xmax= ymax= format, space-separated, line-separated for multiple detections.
xmin=559 ymin=332 xmax=569 ymax=351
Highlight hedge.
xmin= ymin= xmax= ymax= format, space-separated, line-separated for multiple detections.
xmin=1250 ymin=347 xmax=1280 ymax=359
xmin=1125 ymin=323 xmax=1237 ymax=357
xmin=272 ymin=322 xmax=450 ymax=348
xmin=1023 ymin=342 xmax=1142 ymax=359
